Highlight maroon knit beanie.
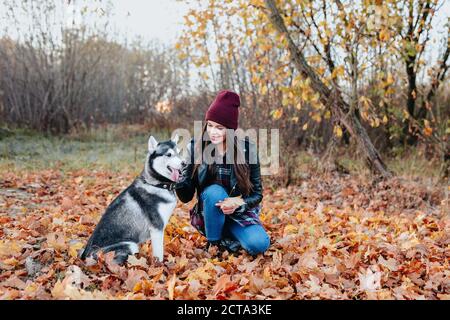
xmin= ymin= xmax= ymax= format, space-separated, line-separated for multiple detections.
xmin=205 ymin=90 xmax=240 ymax=129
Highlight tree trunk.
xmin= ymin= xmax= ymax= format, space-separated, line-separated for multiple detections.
xmin=264 ymin=0 xmax=392 ymax=178
xmin=401 ymin=0 xmax=436 ymax=146
xmin=403 ymin=56 xmax=419 ymax=145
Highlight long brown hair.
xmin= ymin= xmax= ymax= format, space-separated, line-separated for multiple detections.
xmin=191 ymin=122 xmax=253 ymax=196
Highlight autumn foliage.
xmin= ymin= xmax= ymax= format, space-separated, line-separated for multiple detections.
xmin=0 ymin=169 xmax=448 ymax=300
xmin=0 ymin=0 xmax=448 ymax=301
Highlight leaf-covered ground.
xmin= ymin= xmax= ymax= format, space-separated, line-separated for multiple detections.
xmin=0 ymin=169 xmax=448 ymax=300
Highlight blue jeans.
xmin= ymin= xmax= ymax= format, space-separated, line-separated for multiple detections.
xmin=200 ymin=184 xmax=270 ymax=256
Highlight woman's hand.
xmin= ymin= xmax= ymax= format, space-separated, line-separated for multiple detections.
xmin=215 ymin=200 xmax=240 ymax=215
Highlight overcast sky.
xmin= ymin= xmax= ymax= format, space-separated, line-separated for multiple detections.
xmin=107 ymin=0 xmax=448 ymax=57
xmin=0 ymin=0 xmax=448 ymax=48
xmin=107 ymin=0 xmax=190 ymax=45
xmin=110 ymin=1 xmax=449 ymax=39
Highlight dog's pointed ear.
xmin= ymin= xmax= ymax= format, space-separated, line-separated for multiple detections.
xmin=171 ymin=133 xmax=179 ymax=145
xmin=148 ymin=135 xmax=158 ymax=153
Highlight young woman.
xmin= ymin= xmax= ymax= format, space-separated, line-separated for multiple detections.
xmin=175 ymin=90 xmax=270 ymax=256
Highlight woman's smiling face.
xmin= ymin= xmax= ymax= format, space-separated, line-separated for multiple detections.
xmin=206 ymin=120 xmax=227 ymax=145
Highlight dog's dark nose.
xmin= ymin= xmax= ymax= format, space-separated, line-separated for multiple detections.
xmin=181 ymin=160 xmax=187 ymax=167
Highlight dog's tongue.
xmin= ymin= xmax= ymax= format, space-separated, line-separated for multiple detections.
xmin=170 ymin=168 xmax=180 ymax=182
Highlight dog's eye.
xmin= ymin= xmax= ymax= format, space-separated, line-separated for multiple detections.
xmin=167 ymin=153 xmax=172 ymax=157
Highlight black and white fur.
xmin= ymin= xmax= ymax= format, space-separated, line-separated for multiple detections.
xmin=80 ymin=134 xmax=185 ymax=264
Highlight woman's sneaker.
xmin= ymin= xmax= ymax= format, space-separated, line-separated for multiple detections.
xmin=206 ymin=238 xmax=241 ymax=254
xmin=219 ymin=238 xmax=241 ymax=253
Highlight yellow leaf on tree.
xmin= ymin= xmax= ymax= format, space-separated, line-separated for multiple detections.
xmin=288 ymin=91 xmax=295 ymax=99
xmin=386 ymin=73 xmax=394 ymax=86
xmin=260 ymin=85 xmax=268 ymax=95
xmin=299 ymin=78 xmax=311 ymax=90
xmin=301 ymin=90 xmax=309 ymax=101
xmin=403 ymin=110 xmax=410 ymax=120
xmin=200 ymin=72 xmax=209 ymax=81
xmin=374 ymin=118 xmax=380 ymax=127
xmin=311 ymin=92 xmax=320 ymax=103
xmin=312 ymin=113 xmax=322 ymax=123
xmin=272 ymin=108 xmax=283 ymax=120
xmin=379 ymin=28 xmax=390 ymax=41
xmin=334 ymin=125 xmax=343 ymax=138
xmin=359 ymin=96 xmax=371 ymax=109
xmin=331 ymin=65 xmax=345 ymax=79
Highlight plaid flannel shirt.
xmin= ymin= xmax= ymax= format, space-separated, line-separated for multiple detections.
xmin=189 ymin=153 xmax=262 ymax=236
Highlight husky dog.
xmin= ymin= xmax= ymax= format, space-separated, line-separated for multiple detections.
xmin=80 ymin=134 xmax=185 ymax=264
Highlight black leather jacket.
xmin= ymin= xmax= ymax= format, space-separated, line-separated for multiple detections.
xmin=175 ymin=137 xmax=263 ymax=213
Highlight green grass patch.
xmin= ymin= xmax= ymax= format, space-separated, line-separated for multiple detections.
xmin=0 ymin=125 xmax=445 ymax=187
xmin=0 ymin=125 xmax=171 ymax=174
